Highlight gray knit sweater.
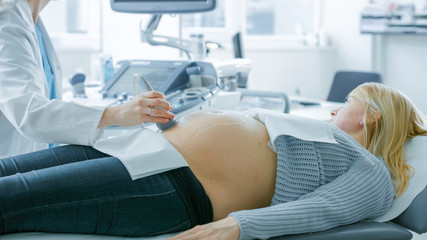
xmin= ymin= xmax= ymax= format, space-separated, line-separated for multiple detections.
xmin=229 ymin=125 xmax=395 ymax=240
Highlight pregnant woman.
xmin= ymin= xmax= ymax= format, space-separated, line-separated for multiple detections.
xmin=1 ymin=83 xmax=425 ymax=240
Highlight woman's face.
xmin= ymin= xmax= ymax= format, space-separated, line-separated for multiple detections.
xmin=330 ymin=96 xmax=365 ymax=135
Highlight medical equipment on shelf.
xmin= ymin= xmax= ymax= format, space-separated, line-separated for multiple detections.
xmin=101 ymin=54 xmax=115 ymax=84
xmin=100 ymin=59 xmax=219 ymax=126
xmin=207 ymin=58 xmax=291 ymax=114
xmin=106 ymin=0 xmax=262 ymax=127
xmin=103 ymin=0 xmax=268 ymax=133
xmin=213 ymin=58 xmax=251 ymax=92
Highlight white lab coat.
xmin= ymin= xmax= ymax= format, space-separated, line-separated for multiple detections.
xmin=0 ymin=0 xmax=105 ymax=158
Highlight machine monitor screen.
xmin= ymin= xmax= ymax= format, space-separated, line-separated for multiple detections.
xmin=107 ymin=65 xmax=177 ymax=94
xmin=110 ymin=0 xmax=216 ymax=14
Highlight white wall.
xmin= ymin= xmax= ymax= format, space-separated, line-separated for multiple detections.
xmin=377 ymin=35 xmax=427 ymax=114
xmin=246 ymin=47 xmax=336 ymax=99
xmin=323 ymin=0 xmax=373 ymax=71
xmin=41 ymin=0 xmax=102 ymax=83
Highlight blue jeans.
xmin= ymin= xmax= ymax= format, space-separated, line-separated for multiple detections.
xmin=0 ymin=145 xmax=212 ymax=237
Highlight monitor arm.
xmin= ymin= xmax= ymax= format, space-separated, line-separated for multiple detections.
xmin=140 ymin=15 xmax=206 ymax=60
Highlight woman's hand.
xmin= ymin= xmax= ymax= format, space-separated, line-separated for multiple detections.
xmin=98 ymin=91 xmax=175 ymax=128
xmin=167 ymin=217 xmax=240 ymax=240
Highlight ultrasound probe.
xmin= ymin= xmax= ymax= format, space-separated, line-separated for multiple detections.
xmin=133 ymin=74 xmax=177 ymax=131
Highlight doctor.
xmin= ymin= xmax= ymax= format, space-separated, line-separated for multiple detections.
xmin=0 ymin=0 xmax=175 ymax=157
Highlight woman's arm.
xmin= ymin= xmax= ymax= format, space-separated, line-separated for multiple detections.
xmin=228 ymin=162 xmax=394 ymax=240
xmin=167 ymin=217 xmax=240 ymax=240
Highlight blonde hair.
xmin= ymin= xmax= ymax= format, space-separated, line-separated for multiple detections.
xmin=350 ymin=82 xmax=427 ymax=197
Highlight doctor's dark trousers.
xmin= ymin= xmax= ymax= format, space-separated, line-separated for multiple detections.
xmin=0 ymin=145 xmax=212 ymax=236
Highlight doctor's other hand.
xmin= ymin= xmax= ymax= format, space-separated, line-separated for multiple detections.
xmin=167 ymin=216 xmax=240 ymax=240
xmin=98 ymin=91 xmax=174 ymax=128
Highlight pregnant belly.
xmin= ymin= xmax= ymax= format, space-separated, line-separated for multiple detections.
xmin=162 ymin=110 xmax=277 ymax=220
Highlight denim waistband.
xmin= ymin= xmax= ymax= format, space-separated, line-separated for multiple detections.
xmin=165 ymin=167 xmax=213 ymax=226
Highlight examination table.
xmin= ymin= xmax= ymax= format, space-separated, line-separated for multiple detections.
xmin=0 ymin=187 xmax=425 ymax=240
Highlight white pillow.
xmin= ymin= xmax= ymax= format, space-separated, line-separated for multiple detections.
xmin=374 ymin=135 xmax=427 ymax=222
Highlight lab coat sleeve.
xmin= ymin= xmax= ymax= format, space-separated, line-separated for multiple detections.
xmin=229 ymin=161 xmax=395 ymax=240
xmin=0 ymin=16 xmax=105 ymax=146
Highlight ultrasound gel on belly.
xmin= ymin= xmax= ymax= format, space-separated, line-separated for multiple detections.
xmin=187 ymin=121 xmax=245 ymax=136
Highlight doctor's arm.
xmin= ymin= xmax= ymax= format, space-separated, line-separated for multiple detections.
xmin=0 ymin=20 xmax=173 ymax=145
xmin=97 ymin=91 xmax=174 ymax=128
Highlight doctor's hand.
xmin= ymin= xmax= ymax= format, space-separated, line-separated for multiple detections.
xmin=167 ymin=216 xmax=240 ymax=240
xmin=97 ymin=91 xmax=175 ymax=128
